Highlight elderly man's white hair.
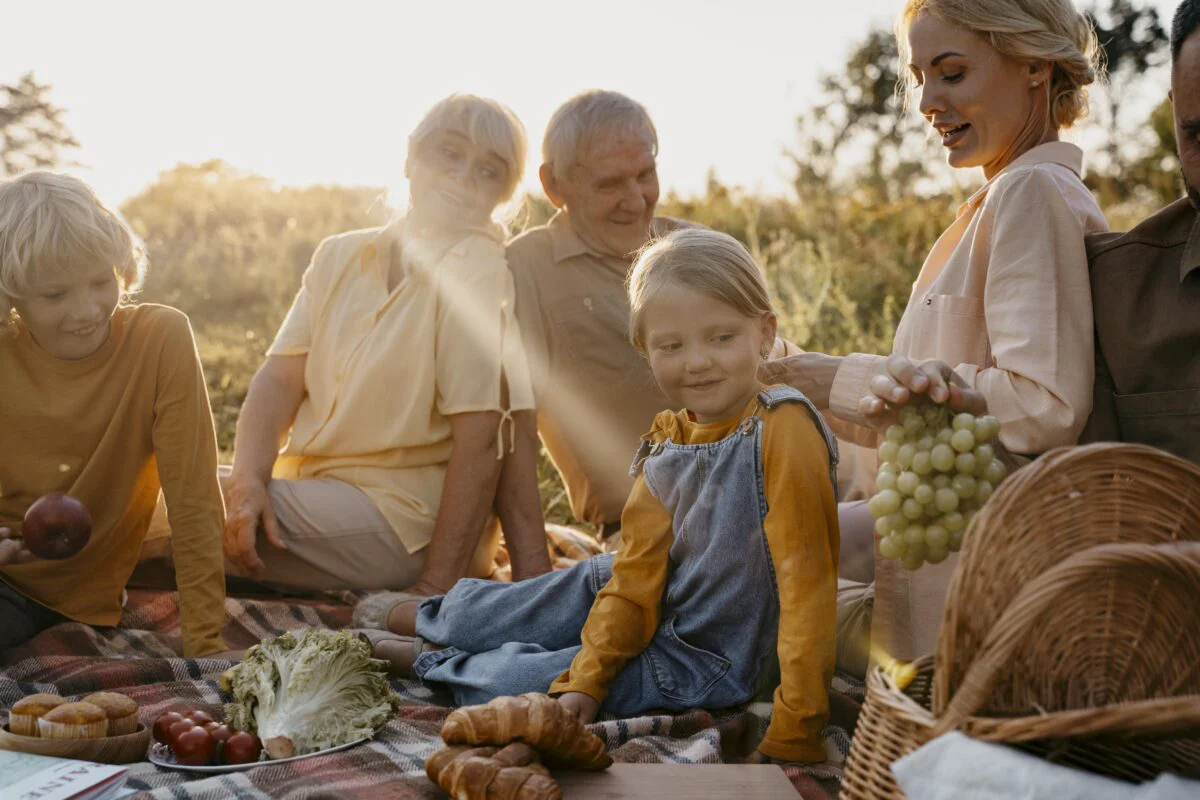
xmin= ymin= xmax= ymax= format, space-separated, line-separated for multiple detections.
xmin=542 ymin=90 xmax=658 ymax=180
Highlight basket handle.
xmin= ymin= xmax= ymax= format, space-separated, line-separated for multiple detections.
xmin=932 ymin=541 xmax=1200 ymax=738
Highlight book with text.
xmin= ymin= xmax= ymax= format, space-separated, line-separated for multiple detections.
xmin=0 ymin=751 xmax=129 ymax=800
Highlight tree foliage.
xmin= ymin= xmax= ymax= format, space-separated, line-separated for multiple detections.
xmin=0 ymin=72 xmax=79 ymax=176
xmin=123 ymin=160 xmax=388 ymax=452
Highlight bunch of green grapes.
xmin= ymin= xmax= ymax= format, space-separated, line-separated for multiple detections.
xmin=867 ymin=405 xmax=1006 ymax=571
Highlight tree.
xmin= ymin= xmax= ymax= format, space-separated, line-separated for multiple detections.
xmin=1086 ymin=0 xmax=1169 ymax=172
xmin=0 ymin=72 xmax=79 ymax=175
xmin=790 ymin=28 xmax=941 ymax=203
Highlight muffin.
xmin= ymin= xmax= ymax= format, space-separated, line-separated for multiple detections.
xmin=37 ymin=701 xmax=108 ymax=740
xmin=8 ymin=693 xmax=67 ymax=737
xmin=82 ymin=692 xmax=139 ymax=736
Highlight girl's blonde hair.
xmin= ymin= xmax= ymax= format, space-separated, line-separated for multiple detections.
xmin=628 ymin=227 xmax=773 ymax=352
xmin=898 ymin=0 xmax=1103 ymax=130
xmin=0 ymin=171 xmax=146 ymax=327
xmin=405 ymin=93 xmax=528 ymax=205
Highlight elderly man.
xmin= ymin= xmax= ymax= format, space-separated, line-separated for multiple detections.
xmin=1080 ymin=0 xmax=1200 ymax=464
xmin=505 ymin=91 xmax=672 ymax=548
xmin=507 ymin=91 xmax=819 ymax=549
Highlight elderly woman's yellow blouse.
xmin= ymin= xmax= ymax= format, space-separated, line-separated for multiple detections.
xmin=267 ymin=220 xmax=534 ymax=554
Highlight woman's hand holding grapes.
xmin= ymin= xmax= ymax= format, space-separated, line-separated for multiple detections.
xmin=859 ymin=355 xmax=989 ymax=429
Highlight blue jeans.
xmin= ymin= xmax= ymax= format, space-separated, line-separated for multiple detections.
xmin=0 ymin=580 xmax=64 ymax=652
xmin=413 ymin=554 xmax=694 ymax=714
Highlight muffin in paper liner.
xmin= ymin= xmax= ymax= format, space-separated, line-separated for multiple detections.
xmin=8 ymin=693 xmax=67 ymax=737
xmin=37 ymin=702 xmax=108 ymax=739
xmin=83 ymin=692 xmax=140 ymax=736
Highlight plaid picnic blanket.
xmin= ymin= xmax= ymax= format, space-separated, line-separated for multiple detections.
xmin=1 ymin=532 xmax=863 ymax=799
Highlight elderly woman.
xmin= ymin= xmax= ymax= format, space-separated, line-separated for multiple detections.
xmin=223 ymin=94 xmax=551 ymax=599
xmin=765 ymin=0 xmax=1107 ymax=660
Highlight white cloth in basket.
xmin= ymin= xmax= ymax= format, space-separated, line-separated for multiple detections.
xmin=892 ymin=732 xmax=1198 ymax=800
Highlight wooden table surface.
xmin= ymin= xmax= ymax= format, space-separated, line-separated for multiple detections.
xmin=554 ymin=764 xmax=800 ymax=799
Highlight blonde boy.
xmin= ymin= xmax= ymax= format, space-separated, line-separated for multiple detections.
xmin=0 ymin=171 xmax=230 ymax=657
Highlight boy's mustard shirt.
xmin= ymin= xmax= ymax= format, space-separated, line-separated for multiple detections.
xmin=0 ymin=304 xmax=227 ymax=657
xmin=549 ymin=391 xmax=840 ymax=762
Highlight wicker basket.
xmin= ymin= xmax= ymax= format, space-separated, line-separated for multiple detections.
xmin=842 ymin=444 xmax=1200 ymax=800
xmin=936 ymin=443 xmax=1200 ymax=715
xmin=843 ymin=541 xmax=1200 ymax=798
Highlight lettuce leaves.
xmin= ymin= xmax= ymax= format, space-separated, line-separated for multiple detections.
xmin=223 ymin=628 xmax=401 ymax=758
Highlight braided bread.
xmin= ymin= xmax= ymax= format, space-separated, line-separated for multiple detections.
xmin=441 ymin=693 xmax=611 ymax=770
xmin=426 ymin=743 xmax=561 ymax=800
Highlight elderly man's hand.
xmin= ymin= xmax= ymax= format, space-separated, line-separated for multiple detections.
xmin=0 ymin=527 xmax=35 ymax=566
xmin=859 ymin=355 xmax=988 ymax=430
xmin=758 ymin=352 xmax=843 ymax=408
xmin=222 ymin=473 xmax=287 ymax=577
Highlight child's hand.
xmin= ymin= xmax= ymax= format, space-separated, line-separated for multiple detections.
xmin=556 ymin=692 xmax=599 ymax=724
xmin=0 ymin=527 xmax=36 ymax=566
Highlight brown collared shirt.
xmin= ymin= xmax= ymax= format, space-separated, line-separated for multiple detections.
xmin=506 ymin=213 xmax=679 ymax=526
xmin=1081 ymin=198 xmax=1200 ymax=464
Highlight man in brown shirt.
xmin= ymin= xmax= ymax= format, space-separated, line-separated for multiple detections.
xmin=507 ymin=91 xmax=677 ymax=543
xmin=1081 ymin=0 xmax=1200 ymax=464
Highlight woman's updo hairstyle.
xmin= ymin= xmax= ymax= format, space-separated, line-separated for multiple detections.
xmin=899 ymin=0 xmax=1104 ymax=130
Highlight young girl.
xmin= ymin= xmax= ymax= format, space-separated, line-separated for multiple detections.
xmin=359 ymin=228 xmax=840 ymax=762
xmin=0 ymin=171 xmax=230 ymax=658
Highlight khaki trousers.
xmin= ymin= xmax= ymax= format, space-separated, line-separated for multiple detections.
xmin=143 ymin=467 xmax=499 ymax=593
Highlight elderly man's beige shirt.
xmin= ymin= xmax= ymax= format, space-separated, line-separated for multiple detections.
xmin=826 ymin=142 xmax=1108 ymax=662
xmin=507 ymin=212 xmax=676 ymax=526
xmin=268 ymin=221 xmax=534 ymax=553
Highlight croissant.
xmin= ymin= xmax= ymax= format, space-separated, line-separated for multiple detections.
xmin=426 ymin=744 xmax=561 ymax=800
xmin=441 ymin=693 xmax=612 ymax=770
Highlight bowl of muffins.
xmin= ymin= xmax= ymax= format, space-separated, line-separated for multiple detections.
xmin=0 ymin=691 xmax=150 ymax=763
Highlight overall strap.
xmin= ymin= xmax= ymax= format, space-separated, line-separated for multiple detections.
xmin=628 ymin=437 xmax=657 ymax=478
xmin=756 ymin=386 xmax=841 ymax=499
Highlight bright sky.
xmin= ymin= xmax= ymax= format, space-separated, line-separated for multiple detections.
xmin=2 ymin=0 xmax=1183 ymax=206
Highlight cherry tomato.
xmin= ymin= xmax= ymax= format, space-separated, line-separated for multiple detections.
xmin=167 ymin=718 xmax=196 ymax=750
xmin=173 ymin=725 xmax=215 ymax=767
xmin=153 ymin=711 xmax=184 ymax=744
xmin=206 ymin=723 xmax=233 ymax=744
xmin=223 ymin=731 xmax=263 ymax=765
xmin=186 ymin=710 xmax=214 ymax=727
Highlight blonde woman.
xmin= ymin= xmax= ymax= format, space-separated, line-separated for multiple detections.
xmin=224 ymin=94 xmax=551 ymax=599
xmin=764 ymin=0 xmax=1107 ymax=660
xmin=0 ymin=172 xmax=232 ymax=657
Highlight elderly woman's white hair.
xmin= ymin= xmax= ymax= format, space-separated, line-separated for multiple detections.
xmin=406 ymin=93 xmax=528 ymax=204
xmin=0 ymin=171 xmax=146 ymax=328
xmin=542 ymin=90 xmax=658 ymax=180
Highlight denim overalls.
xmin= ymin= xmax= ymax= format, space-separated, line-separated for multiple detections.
xmin=412 ymin=386 xmax=838 ymax=714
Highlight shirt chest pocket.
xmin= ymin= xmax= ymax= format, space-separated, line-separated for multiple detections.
xmin=901 ymin=294 xmax=989 ymax=368
xmin=1114 ymin=388 xmax=1200 ymax=463
xmin=548 ymin=293 xmax=637 ymax=376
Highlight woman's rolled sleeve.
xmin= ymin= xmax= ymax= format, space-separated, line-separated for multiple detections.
xmin=267 ymin=286 xmax=313 ymax=357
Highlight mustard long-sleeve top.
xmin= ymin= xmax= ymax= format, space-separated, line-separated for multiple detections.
xmin=549 ymin=393 xmax=840 ymax=762
xmin=0 ymin=304 xmax=228 ymax=657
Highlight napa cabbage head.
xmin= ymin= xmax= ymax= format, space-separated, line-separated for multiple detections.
xmin=224 ymin=628 xmax=401 ymax=758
